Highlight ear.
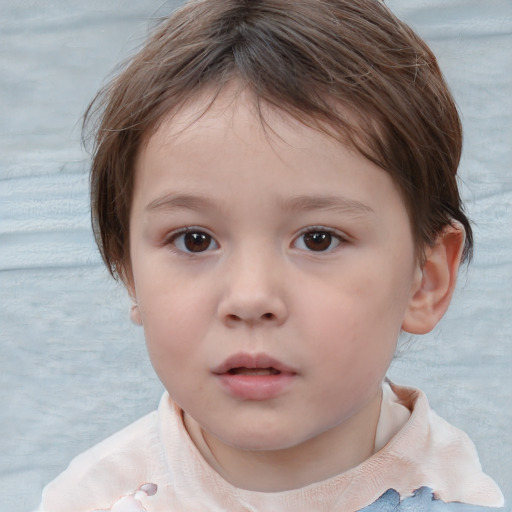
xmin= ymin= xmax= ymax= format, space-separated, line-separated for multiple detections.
xmin=124 ymin=267 xmax=143 ymax=326
xmin=130 ymin=302 xmax=143 ymax=326
xmin=402 ymin=222 xmax=465 ymax=335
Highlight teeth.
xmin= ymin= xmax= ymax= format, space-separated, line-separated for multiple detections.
xmin=229 ymin=367 xmax=280 ymax=376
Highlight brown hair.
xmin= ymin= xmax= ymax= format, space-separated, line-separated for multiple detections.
xmin=85 ymin=0 xmax=473 ymax=282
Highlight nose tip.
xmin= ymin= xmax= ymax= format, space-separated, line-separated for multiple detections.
xmin=217 ymin=248 xmax=288 ymax=327
xmin=217 ymin=282 xmax=288 ymax=328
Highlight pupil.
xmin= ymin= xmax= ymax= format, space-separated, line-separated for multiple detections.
xmin=304 ymin=232 xmax=331 ymax=251
xmin=184 ymin=232 xmax=210 ymax=252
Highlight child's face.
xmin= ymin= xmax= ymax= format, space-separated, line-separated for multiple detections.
xmin=128 ymin=89 xmax=422 ymax=455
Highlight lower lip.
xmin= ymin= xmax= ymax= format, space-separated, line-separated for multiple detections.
xmin=216 ymin=373 xmax=296 ymax=400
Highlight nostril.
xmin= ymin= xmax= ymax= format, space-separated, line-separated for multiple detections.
xmin=225 ymin=312 xmax=276 ymax=326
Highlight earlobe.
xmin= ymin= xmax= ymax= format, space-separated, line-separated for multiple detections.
xmin=127 ymin=282 xmax=143 ymax=326
xmin=123 ymin=264 xmax=143 ymax=326
xmin=130 ymin=302 xmax=143 ymax=326
xmin=402 ymin=222 xmax=465 ymax=335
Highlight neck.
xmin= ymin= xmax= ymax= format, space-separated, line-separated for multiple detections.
xmin=184 ymin=389 xmax=382 ymax=492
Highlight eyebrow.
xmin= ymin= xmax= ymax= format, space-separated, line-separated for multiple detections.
xmin=144 ymin=193 xmax=217 ymax=213
xmin=279 ymin=195 xmax=375 ymax=216
xmin=144 ymin=192 xmax=374 ymax=217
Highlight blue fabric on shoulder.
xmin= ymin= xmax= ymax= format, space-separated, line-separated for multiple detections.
xmin=360 ymin=487 xmax=503 ymax=511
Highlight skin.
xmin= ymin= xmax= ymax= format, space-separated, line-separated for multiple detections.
xmin=127 ymin=87 xmax=463 ymax=492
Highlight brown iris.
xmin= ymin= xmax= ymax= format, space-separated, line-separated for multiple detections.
xmin=184 ymin=232 xmax=212 ymax=252
xmin=303 ymin=231 xmax=332 ymax=251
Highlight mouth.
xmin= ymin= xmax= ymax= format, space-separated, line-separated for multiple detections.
xmin=212 ymin=352 xmax=296 ymax=376
xmin=213 ymin=353 xmax=296 ymax=400
xmin=227 ymin=367 xmax=282 ymax=376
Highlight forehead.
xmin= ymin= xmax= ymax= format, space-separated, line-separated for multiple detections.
xmin=141 ymin=83 xmax=363 ymax=160
xmin=138 ymin=86 xmax=359 ymax=182
xmin=133 ymin=86 xmax=410 ymax=227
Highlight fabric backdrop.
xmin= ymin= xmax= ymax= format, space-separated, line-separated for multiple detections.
xmin=1 ymin=1 xmax=511 ymax=510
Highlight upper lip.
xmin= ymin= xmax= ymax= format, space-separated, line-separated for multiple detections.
xmin=212 ymin=352 xmax=296 ymax=375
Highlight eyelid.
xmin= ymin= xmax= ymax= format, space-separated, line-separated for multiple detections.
xmin=292 ymin=225 xmax=349 ymax=251
xmin=164 ymin=226 xmax=219 ymax=254
xmin=295 ymin=225 xmax=349 ymax=240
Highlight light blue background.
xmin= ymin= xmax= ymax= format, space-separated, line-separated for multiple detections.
xmin=1 ymin=1 xmax=511 ymax=510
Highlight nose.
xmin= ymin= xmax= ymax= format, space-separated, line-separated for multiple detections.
xmin=217 ymin=248 xmax=288 ymax=328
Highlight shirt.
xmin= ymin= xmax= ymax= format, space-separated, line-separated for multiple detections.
xmin=37 ymin=381 xmax=504 ymax=511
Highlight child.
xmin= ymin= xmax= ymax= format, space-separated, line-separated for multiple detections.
xmin=37 ymin=0 xmax=505 ymax=510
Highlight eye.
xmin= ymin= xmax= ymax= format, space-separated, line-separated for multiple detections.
xmin=169 ymin=229 xmax=219 ymax=253
xmin=293 ymin=228 xmax=342 ymax=252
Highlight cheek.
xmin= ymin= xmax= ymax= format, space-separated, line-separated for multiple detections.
xmin=141 ymin=294 xmax=211 ymax=399
xmin=136 ymin=274 xmax=215 ymax=360
xmin=299 ymin=271 xmax=403 ymax=371
xmin=304 ymin=268 xmax=406 ymax=332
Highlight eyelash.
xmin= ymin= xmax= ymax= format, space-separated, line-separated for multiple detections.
xmin=292 ymin=227 xmax=347 ymax=253
xmin=164 ymin=226 xmax=347 ymax=255
xmin=165 ymin=227 xmax=219 ymax=255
